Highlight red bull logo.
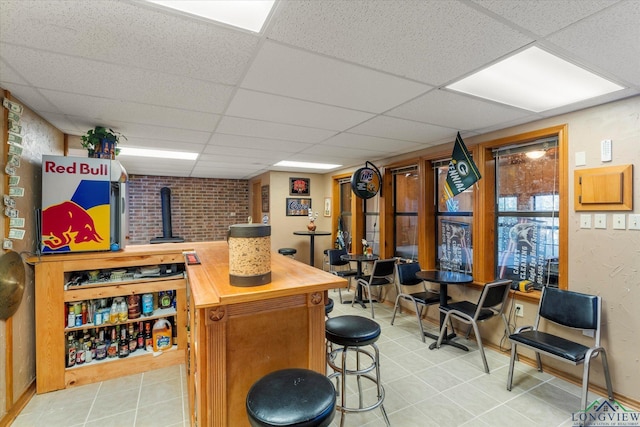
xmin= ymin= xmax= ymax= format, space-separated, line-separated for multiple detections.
xmin=42 ymin=201 xmax=104 ymax=250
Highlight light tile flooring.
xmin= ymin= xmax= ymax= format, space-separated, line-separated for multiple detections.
xmin=13 ymin=289 xmax=612 ymax=427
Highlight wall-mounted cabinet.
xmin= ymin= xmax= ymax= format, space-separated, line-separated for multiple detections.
xmin=32 ymin=246 xmax=188 ymax=394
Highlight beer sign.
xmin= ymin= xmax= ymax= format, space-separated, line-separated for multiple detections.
xmin=351 ymin=161 xmax=382 ymax=199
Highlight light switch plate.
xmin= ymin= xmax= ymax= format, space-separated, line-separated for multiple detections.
xmin=629 ymin=214 xmax=640 ymax=230
xmin=580 ymin=214 xmax=592 ymax=229
xmin=575 ymin=151 xmax=586 ymax=166
xmin=594 ymin=214 xmax=607 ymax=229
xmin=612 ymin=214 xmax=626 ymax=230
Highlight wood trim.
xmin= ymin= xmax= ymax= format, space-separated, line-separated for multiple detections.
xmin=476 ymin=124 xmax=568 ymax=290
xmin=4 ymin=317 xmax=12 ymax=414
xmin=0 ymin=380 xmax=35 ymax=427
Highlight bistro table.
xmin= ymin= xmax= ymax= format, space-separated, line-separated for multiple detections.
xmin=415 ymin=270 xmax=473 ymax=351
xmin=340 ymin=253 xmax=379 ymax=308
xmin=293 ymin=231 xmax=331 ymax=267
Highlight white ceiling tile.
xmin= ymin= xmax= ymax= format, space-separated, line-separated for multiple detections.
xmin=0 ymin=0 xmax=259 ymax=85
xmin=349 ymin=116 xmax=455 ymax=144
xmin=0 ymin=56 xmax=29 ymax=85
xmin=209 ymin=134 xmax=312 ymax=152
xmin=471 ymin=0 xmax=618 ymax=37
xmin=0 ymin=44 xmax=234 ymax=114
xmin=216 ymin=116 xmax=337 ymax=143
xmin=38 ymin=89 xmax=220 ymax=132
xmin=386 ymin=89 xmax=531 ymax=130
xmin=241 ymin=40 xmax=432 ymax=113
xmin=267 ymin=0 xmax=532 ymax=84
xmin=226 ymin=89 xmax=374 ymax=131
xmin=547 ymin=1 xmax=640 ymax=86
xmin=72 ymin=121 xmax=212 ymax=145
xmin=322 ymin=133 xmax=424 ymax=153
xmin=200 ymin=147 xmax=286 ymax=162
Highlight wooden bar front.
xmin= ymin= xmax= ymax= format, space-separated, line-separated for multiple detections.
xmin=186 ymin=242 xmax=345 ymax=427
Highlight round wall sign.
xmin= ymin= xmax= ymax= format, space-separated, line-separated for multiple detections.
xmin=351 ymin=162 xmax=382 ymax=199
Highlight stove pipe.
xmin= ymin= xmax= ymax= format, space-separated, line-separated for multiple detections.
xmin=150 ymin=187 xmax=184 ymax=243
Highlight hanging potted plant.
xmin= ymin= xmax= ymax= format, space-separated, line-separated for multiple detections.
xmin=81 ymin=126 xmax=127 ymax=159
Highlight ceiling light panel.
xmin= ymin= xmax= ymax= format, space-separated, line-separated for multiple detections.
xmin=447 ymin=47 xmax=624 ymax=112
xmin=145 ymin=0 xmax=275 ymax=33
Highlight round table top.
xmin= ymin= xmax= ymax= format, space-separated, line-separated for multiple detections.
xmin=415 ymin=270 xmax=473 ymax=284
xmin=340 ymin=253 xmax=379 ymax=262
xmin=293 ymin=230 xmax=331 ymax=236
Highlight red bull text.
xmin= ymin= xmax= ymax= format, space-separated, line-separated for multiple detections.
xmin=41 ymin=155 xmax=112 ymax=253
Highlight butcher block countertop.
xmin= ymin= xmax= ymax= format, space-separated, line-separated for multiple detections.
xmin=185 ymin=241 xmax=346 ymax=308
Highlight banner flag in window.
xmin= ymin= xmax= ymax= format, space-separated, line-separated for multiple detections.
xmin=443 ymin=132 xmax=481 ymax=201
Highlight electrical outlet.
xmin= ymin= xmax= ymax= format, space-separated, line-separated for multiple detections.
xmin=515 ymin=303 xmax=524 ymax=317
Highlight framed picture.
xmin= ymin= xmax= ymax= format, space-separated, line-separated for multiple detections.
xmin=261 ymin=185 xmax=269 ymax=212
xmin=289 ymin=177 xmax=310 ymax=196
xmin=324 ymin=197 xmax=331 ymax=217
xmin=286 ymin=198 xmax=311 ymax=216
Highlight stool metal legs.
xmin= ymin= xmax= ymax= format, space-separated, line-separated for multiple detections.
xmin=327 ymin=343 xmax=390 ymax=426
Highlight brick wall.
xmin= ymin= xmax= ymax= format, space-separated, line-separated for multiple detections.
xmin=127 ymin=175 xmax=249 ymax=244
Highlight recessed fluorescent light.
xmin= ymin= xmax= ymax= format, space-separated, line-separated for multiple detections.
xmin=119 ymin=147 xmax=198 ymax=160
xmin=145 ymin=0 xmax=275 ymax=32
xmin=446 ymin=47 xmax=624 ymax=112
xmin=274 ymin=161 xmax=342 ymax=170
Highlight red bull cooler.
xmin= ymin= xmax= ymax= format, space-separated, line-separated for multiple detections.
xmin=41 ymin=155 xmax=128 ymax=253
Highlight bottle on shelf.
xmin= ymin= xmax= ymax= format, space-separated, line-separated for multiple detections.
xmin=109 ymin=300 xmax=118 ymax=324
xmin=128 ymin=323 xmax=137 ymax=353
xmin=66 ymin=333 xmax=76 ymax=368
xmin=76 ymin=335 xmax=86 ymax=365
xmin=118 ymin=325 xmax=129 ymax=358
xmin=107 ymin=327 xmax=118 ymax=358
xmin=95 ymin=328 xmax=107 ymax=360
xmin=144 ymin=321 xmax=153 ymax=352
xmin=142 ymin=293 xmax=154 ymax=316
xmin=137 ymin=321 xmax=145 ymax=350
xmin=152 ymin=318 xmax=172 ymax=352
xmin=117 ymin=297 xmax=128 ymax=323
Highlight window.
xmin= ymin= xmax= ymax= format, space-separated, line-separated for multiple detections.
xmin=494 ymin=137 xmax=559 ymax=288
xmin=392 ymin=166 xmax=419 ymax=260
xmin=364 ymin=195 xmax=380 ymax=255
xmin=435 ymin=162 xmax=474 ymax=273
xmin=336 ymin=178 xmax=352 ymax=251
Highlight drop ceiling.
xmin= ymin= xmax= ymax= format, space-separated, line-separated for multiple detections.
xmin=1 ymin=0 xmax=638 ymax=179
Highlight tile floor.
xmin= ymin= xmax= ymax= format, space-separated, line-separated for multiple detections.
xmin=12 ymin=288 xmax=612 ymax=427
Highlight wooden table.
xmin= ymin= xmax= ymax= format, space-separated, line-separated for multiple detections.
xmin=293 ymin=230 xmax=331 ymax=267
xmin=415 ymin=270 xmax=473 ymax=351
xmin=340 ymin=253 xmax=379 ymax=308
xmin=186 ymin=242 xmax=345 ymax=427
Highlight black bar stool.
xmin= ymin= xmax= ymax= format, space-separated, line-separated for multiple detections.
xmin=246 ymin=368 xmax=336 ymax=427
xmin=325 ymin=315 xmax=390 ymax=426
xmin=278 ymin=248 xmax=297 ymax=258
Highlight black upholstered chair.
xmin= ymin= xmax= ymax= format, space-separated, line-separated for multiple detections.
xmin=354 ymin=258 xmax=396 ymax=318
xmin=435 ymin=279 xmax=512 ymax=373
xmin=327 ymin=249 xmax=357 ymax=303
xmin=246 ymin=368 xmax=336 ymax=427
xmin=325 ymin=315 xmax=390 ymax=427
xmin=391 ymin=262 xmax=441 ymax=342
xmin=507 ymin=286 xmax=614 ymax=412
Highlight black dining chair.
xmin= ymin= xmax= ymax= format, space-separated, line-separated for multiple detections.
xmin=507 ymin=286 xmax=614 ymax=412
xmin=327 ymin=249 xmax=357 ymax=303
xmin=391 ymin=262 xmax=441 ymax=342
xmin=435 ymin=279 xmax=512 ymax=373
xmin=354 ymin=258 xmax=396 ymax=318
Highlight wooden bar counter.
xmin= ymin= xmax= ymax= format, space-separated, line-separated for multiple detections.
xmin=185 ymin=242 xmax=345 ymax=427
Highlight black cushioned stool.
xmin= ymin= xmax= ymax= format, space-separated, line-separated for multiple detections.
xmin=278 ymin=247 xmax=297 ymax=258
xmin=325 ymin=315 xmax=390 ymax=426
xmin=246 ymin=368 xmax=336 ymax=427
